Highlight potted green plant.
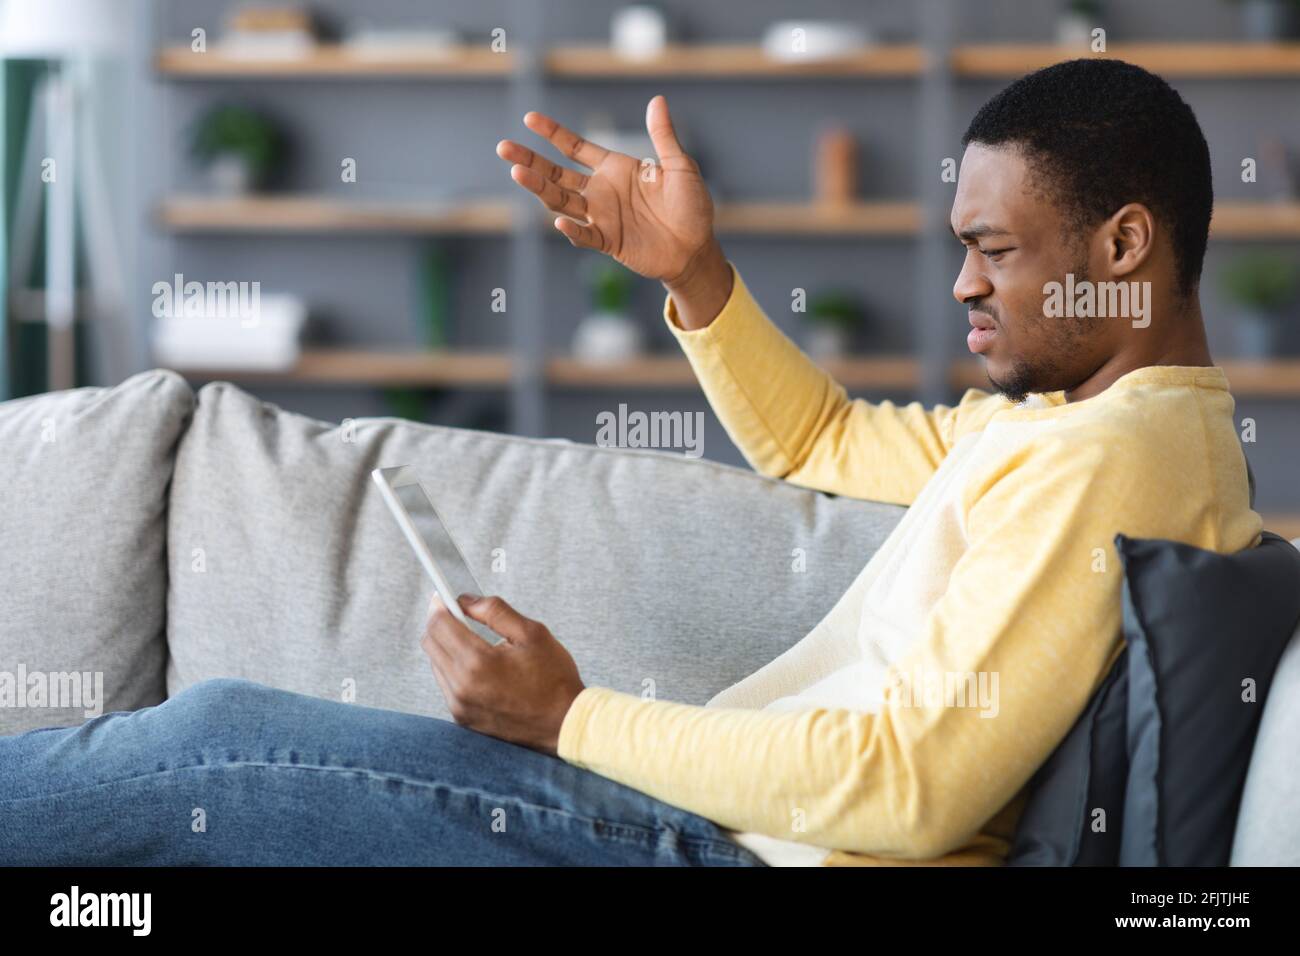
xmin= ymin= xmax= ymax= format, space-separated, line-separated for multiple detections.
xmin=190 ymin=104 xmax=285 ymax=194
xmin=573 ymin=261 xmax=643 ymax=361
xmin=1221 ymin=253 xmax=1298 ymax=357
xmin=806 ymin=291 xmax=865 ymax=359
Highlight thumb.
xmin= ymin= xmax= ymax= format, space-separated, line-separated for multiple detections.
xmin=646 ymin=94 xmax=685 ymax=162
xmin=458 ymin=594 xmax=533 ymax=642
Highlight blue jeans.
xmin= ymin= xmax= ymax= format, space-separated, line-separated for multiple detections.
xmin=0 ymin=678 xmax=767 ymax=866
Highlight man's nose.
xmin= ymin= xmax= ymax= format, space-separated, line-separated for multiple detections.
xmin=952 ymin=250 xmax=993 ymax=306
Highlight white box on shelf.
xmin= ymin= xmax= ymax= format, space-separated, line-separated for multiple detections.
xmin=151 ymin=293 xmax=307 ymax=371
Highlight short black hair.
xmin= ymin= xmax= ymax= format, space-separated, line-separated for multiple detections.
xmin=961 ymin=58 xmax=1212 ymax=297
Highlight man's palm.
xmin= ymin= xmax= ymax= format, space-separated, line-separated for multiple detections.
xmin=496 ymin=95 xmax=715 ymax=284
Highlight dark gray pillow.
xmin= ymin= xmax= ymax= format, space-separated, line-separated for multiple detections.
xmin=1007 ymin=650 xmax=1129 ymax=866
xmin=1116 ymin=530 xmax=1300 ymax=866
xmin=1009 ymin=518 xmax=1298 ymax=867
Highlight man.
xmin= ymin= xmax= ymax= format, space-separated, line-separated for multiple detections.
xmin=450 ymin=57 xmax=1259 ymax=865
xmin=0 ymin=59 xmax=1260 ymax=867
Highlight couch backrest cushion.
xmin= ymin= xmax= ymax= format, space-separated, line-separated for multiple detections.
xmin=0 ymin=370 xmax=194 ymax=734
xmin=164 ymin=381 xmax=907 ymax=719
xmin=1232 ymin=592 xmax=1300 ymax=866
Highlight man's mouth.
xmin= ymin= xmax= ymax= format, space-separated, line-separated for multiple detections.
xmin=967 ymin=313 xmax=997 ymax=354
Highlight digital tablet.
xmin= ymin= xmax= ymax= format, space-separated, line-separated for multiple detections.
xmin=372 ymin=465 xmax=503 ymax=645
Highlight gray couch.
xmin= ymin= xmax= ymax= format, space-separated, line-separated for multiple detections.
xmin=2 ymin=369 xmax=1297 ymax=864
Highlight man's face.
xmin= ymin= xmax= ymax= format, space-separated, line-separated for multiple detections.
xmin=950 ymin=144 xmax=1115 ymax=402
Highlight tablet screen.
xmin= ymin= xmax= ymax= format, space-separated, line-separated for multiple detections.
xmin=392 ymin=480 xmax=485 ymax=603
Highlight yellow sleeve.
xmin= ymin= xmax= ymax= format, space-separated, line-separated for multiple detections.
xmin=664 ymin=263 xmax=998 ymax=506
xmin=558 ymin=434 xmax=1131 ymax=859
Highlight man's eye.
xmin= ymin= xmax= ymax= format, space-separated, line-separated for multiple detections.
xmin=980 ymin=247 xmax=1011 ymax=260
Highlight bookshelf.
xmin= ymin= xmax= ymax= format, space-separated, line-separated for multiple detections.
xmin=147 ymin=15 xmax=1300 ymax=516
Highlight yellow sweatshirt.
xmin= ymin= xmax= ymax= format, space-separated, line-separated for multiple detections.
xmin=556 ymin=262 xmax=1263 ymax=866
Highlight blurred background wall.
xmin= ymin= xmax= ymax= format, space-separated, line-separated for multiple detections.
xmin=3 ymin=0 xmax=1298 ymax=530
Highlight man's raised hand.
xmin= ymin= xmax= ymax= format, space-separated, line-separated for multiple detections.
xmin=495 ymin=94 xmax=721 ymax=291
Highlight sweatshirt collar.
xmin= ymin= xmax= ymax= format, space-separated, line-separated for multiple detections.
xmin=1006 ymin=364 xmax=1228 ymax=412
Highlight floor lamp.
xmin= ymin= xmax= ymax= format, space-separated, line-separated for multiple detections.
xmin=1 ymin=0 xmax=127 ymax=392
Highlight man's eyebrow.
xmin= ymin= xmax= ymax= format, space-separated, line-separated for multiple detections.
xmin=951 ymin=222 xmax=1012 ymax=242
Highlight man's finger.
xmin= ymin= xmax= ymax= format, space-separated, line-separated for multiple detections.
xmin=553 ymin=215 xmax=604 ymax=251
xmin=496 ymin=139 xmax=589 ymax=192
xmin=509 ymin=163 xmax=589 ymax=219
xmin=425 ymin=601 xmax=488 ymax=670
xmin=645 ymin=94 xmax=686 ymax=162
xmin=459 ymin=595 xmax=539 ymax=643
xmin=523 ymin=110 xmax=610 ymax=169
xmin=421 ymin=631 xmax=460 ymax=695
xmin=423 ymin=633 xmax=477 ymax=725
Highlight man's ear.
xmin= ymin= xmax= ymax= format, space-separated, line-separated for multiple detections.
xmin=1103 ymin=202 xmax=1155 ymax=279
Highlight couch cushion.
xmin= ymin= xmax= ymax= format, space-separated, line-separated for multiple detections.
xmin=1115 ymin=531 xmax=1300 ymax=866
xmin=1232 ymin=545 xmax=1300 ymax=865
xmin=0 ymin=370 xmax=194 ymax=734
xmin=164 ymin=381 xmax=907 ymax=719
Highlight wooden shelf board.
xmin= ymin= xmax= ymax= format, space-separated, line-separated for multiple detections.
xmin=545 ymin=43 xmax=926 ymax=77
xmin=159 ymin=196 xmax=921 ymax=237
xmin=158 ymin=42 xmax=924 ymax=79
xmin=1263 ymin=515 xmax=1300 ymax=540
xmin=165 ymin=350 xmax=515 ymax=386
xmin=1214 ymin=359 xmax=1300 ymax=396
xmin=547 ymin=355 xmax=919 ymax=389
xmin=714 ymin=201 xmax=921 ymax=235
xmin=157 ymin=42 xmax=1300 ymax=81
xmin=159 ymin=196 xmax=514 ymax=234
xmin=171 ymin=351 xmax=923 ymax=391
xmin=819 ymin=356 xmax=922 ymax=389
xmin=165 ymin=351 xmax=1300 ymax=398
xmin=952 ymin=43 xmax=1300 ymax=77
xmin=1211 ymin=202 xmax=1300 ymax=238
xmin=948 ymin=360 xmax=993 ymax=391
xmin=158 ymin=197 xmax=1300 ymax=239
xmin=156 ymin=44 xmax=513 ymax=77
xmin=546 ymin=355 xmax=700 ymax=388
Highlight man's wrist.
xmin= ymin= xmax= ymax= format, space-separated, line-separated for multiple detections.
xmin=553 ymin=685 xmax=596 ymax=761
xmin=663 ymin=238 xmax=732 ymax=331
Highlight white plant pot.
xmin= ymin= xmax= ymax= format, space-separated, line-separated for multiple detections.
xmin=1056 ymin=14 xmax=1098 ymax=47
xmin=573 ymin=311 xmax=644 ymax=362
xmin=807 ymin=325 xmax=850 ymax=359
xmin=208 ymin=153 xmax=256 ymax=195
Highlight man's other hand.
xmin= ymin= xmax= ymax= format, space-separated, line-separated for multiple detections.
xmin=421 ymin=595 xmax=586 ymax=756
